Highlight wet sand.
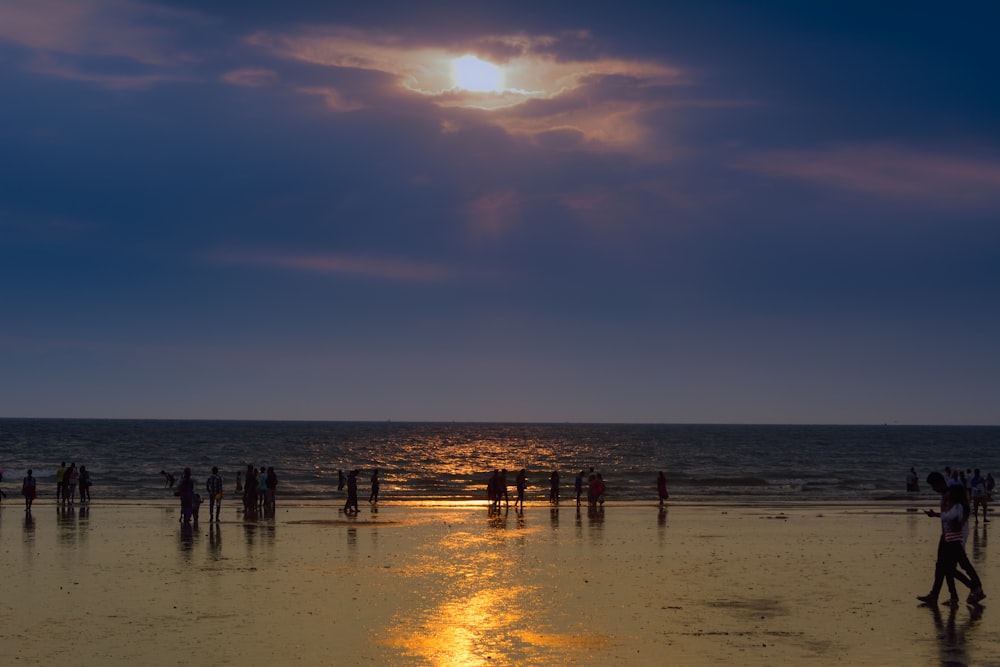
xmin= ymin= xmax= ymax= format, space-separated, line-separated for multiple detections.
xmin=1 ymin=500 xmax=996 ymax=666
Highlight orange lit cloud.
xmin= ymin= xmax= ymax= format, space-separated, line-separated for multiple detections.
xmin=735 ymin=145 xmax=1000 ymax=206
xmin=221 ymin=68 xmax=278 ymax=88
xmin=246 ymin=27 xmax=690 ymax=152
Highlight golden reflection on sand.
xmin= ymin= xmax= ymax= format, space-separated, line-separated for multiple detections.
xmin=384 ymin=514 xmax=606 ymax=665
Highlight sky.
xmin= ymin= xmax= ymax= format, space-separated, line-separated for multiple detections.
xmin=1 ymin=0 xmax=999 ymax=424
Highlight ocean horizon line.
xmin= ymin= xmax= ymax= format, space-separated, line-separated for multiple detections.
xmin=2 ymin=416 xmax=998 ymax=428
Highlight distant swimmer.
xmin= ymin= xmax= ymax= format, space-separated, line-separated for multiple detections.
xmin=906 ymin=467 xmax=920 ymax=493
xmin=161 ymin=470 xmax=175 ymax=488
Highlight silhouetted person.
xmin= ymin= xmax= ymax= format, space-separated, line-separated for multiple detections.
xmin=79 ymin=465 xmax=91 ymax=503
xmin=258 ymin=466 xmax=267 ymax=511
xmin=22 ymin=469 xmax=37 ymax=512
xmin=487 ymin=469 xmax=499 ymax=511
xmin=177 ymin=467 xmax=196 ymax=524
xmin=207 ymin=466 xmax=223 ymax=522
xmin=344 ymin=470 xmax=359 ymax=514
xmin=161 ymin=470 xmax=175 ymax=488
xmin=918 ymin=472 xmax=983 ymax=605
xmin=657 ymin=471 xmax=669 ymax=506
xmin=338 ymin=469 xmax=345 ymax=491
xmin=499 ymin=469 xmax=510 ymax=506
xmin=970 ymin=469 xmax=989 ymax=523
xmin=56 ymin=462 xmax=67 ymax=501
xmin=549 ymin=470 xmax=559 ymax=504
xmin=65 ymin=463 xmax=79 ymax=504
xmin=243 ymin=464 xmax=258 ymax=516
xmin=265 ymin=467 xmax=277 ymax=514
xmin=369 ymin=469 xmax=380 ymax=503
xmin=515 ymin=469 xmax=527 ymax=509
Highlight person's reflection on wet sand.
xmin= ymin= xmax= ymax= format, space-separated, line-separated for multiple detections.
xmin=550 ymin=507 xmax=559 ymax=529
xmin=57 ymin=504 xmax=76 ymax=545
xmin=179 ymin=520 xmax=195 ymax=559
xmin=209 ymin=522 xmax=222 ymax=559
xmin=972 ymin=522 xmax=987 ymax=560
xmin=23 ymin=511 xmax=35 ymax=541
xmin=927 ymin=600 xmax=983 ymax=665
xmin=489 ymin=507 xmax=508 ymax=531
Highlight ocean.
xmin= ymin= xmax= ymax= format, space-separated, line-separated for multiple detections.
xmin=1 ymin=419 xmax=997 ymax=504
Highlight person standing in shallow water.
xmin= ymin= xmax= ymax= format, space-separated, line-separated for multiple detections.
xmin=258 ymin=466 xmax=267 ymax=512
xmin=56 ymin=462 xmax=67 ymax=502
xmin=969 ymin=469 xmax=989 ymax=523
xmin=65 ymin=463 xmax=79 ymax=504
xmin=369 ymin=469 xmax=380 ymax=504
xmin=206 ymin=466 xmax=223 ymax=522
xmin=515 ymin=469 xmax=527 ymax=510
xmin=79 ymin=465 xmax=91 ymax=503
xmin=177 ymin=467 xmax=196 ymax=524
xmin=549 ymin=470 xmax=560 ymax=504
xmin=22 ymin=469 xmax=37 ymax=511
xmin=344 ymin=470 xmax=359 ymax=514
xmin=265 ymin=466 xmax=278 ymax=514
xmin=243 ymin=465 xmax=258 ymax=516
xmin=499 ymin=469 xmax=510 ymax=507
xmin=657 ymin=471 xmax=669 ymax=506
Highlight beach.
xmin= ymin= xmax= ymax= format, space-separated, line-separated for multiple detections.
xmin=1 ymin=500 xmax=997 ymax=666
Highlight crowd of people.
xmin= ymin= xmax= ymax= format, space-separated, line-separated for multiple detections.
xmin=2 ymin=463 xmax=677 ymax=515
xmin=5 ymin=462 xmax=94 ymax=513
xmin=481 ymin=468 xmax=671 ymax=513
xmin=908 ymin=466 xmax=995 ymax=523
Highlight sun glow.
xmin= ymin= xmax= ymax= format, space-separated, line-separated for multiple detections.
xmin=452 ymin=55 xmax=503 ymax=92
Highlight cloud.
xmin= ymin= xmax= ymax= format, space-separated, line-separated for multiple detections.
xmin=221 ymin=67 xmax=278 ymax=88
xmin=294 ymin=86 xmax=366 ymax=112
xmin=735 ymin=144 xmax=1000 ymax=206
xmin=246 ymin=26 xmax=694 ymax=153
xmin=0 ymin=0 xmax=208 ymax=87
xmin=463 ymin=190 xmax=524 ymax=240
xmin=204 ymin=249 xmax=455 ymax=284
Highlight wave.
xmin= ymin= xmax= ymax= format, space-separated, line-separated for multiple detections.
xmin=687 ymin=477 xmax=770 ymax=487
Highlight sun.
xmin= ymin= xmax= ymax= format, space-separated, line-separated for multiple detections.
xmin=452 ymin=55 xmax=503 ymax=92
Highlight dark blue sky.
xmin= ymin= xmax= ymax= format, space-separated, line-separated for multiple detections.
xmin=2 ymin=1 xmax=998 ymax=423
